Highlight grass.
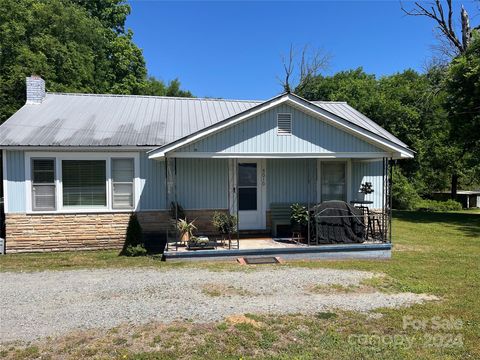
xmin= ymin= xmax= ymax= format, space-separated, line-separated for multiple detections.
xmin=0 ymin=210 xmax=479 ymax=359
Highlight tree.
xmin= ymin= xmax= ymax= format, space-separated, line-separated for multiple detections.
xmin=279 ymin=44 xmax=330 ymax=93
xmin=0 ymin=0 xmax=192 ymax=123
xmin=296 ymin=68 xmax=452 ymax=197
xmin=444 ymin=33 xmax=480 ymax=196
xmin=140 ymin=77 xmax=193 ymax=97
xmin=402 ymin=0 xmax=480 ymax=197
xmin=401 ymin=0 xmax=478 ymax=56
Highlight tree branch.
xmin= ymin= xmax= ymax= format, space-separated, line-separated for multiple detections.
xmin=401 ymin=1 xmax=466 ymax=54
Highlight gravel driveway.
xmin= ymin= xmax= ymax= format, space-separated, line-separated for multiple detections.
xmin=0 ymin=267 xmax=434 ymax=342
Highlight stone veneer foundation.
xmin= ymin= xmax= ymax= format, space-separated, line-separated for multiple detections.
xmin=5 ymin=209 xmax=229 ymax=253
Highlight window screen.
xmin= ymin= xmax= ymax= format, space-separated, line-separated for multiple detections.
xmin=112 ymin=158 xmax=134 ymax=209
xmin=32 ymin=159 xmax=56 ymax=210
xmin=62 ymin=160 xmax=106 ymax=207
xmin=321 ymin=162 xmax=346 ymax=202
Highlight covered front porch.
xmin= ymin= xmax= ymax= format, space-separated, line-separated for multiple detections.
xmin=158 ymin=155 xmax=393 ymax=258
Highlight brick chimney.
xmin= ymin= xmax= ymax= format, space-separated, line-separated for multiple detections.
xmin=26 ymin=75 xmax=46 ymax=104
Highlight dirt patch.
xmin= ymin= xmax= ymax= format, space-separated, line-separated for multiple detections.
xmin=226 ymin=315 xmax=263 ymax=328
xmin=201 ymin=283 xmax=253 ymax=297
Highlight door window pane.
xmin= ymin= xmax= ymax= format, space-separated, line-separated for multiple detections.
xmin=239 ymin=188 xmax=257 ymax=210
xmin=321 ymin=162 xmax=346 ymax=202
xmin=238 ymin=163 xmax=257 ymax=186
xmin=238 ymin=163 xmax=257 ymax=210
xmin=112 ymin=158 xmax=134 ymax=209
xmin=62 ymin=160 xmax=106 ymax=207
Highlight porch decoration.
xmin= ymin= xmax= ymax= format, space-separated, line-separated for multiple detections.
xmin=290 ymin=203 xmax=309 ymax=241
xmin=187 ymin=236 xmax=216 ymax=250
xmin=360 ymin=182 xmax=374 ymax=195
xmin=176 ymin=218 xmax=197 ymax=243
xmin=212 ymin=212 xmax=238 ymax=249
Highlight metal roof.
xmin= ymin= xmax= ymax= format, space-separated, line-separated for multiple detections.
xmin=0 ymin=92 xmax=409 ymax=149
xmin=312 ymin=101 xmax=408 ymax=148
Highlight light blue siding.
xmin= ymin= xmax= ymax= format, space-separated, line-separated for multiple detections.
xmin=178 ymin=104 xmax=383 ymax=154
xmin=5 ymin=150 xmax=26 ymax=213
xmin=175 ymin=158 xmax=228 ymax=209
xmin=139 ymin=153 xmax=166 ymax=210
xmin=351 ymin=160 xmax=385 ymax=208
xmin=267 ymin=159 xmax=316 ymax=207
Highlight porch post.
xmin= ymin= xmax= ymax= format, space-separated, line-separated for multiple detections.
xmin=165 ymin=156 xmax=178 ymax=249
xmin=306 ymin=159 xmax=311 ymax=245
xmin=235 ymin=158 xmax=239 ymax=250
xmin=388 ymin=158 xmax=393 ymax=243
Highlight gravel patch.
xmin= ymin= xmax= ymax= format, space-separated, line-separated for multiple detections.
xmin=0 ymin=267 xmax=436 ymax=342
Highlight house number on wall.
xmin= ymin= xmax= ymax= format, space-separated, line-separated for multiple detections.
xmin=261 ymin=169 xmax=266 ymax=186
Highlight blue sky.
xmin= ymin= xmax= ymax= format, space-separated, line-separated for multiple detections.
xmin=126 ymin=1 xmax=479 ymax=99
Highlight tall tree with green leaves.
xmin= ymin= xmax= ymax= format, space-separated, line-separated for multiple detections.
xmin=0 ymin=0 xmax=191 ymax=123
xmin=402 ymin=0 xmax=480 ymax=197
xmin=297 ymin=68 xmax=452 ymax=197
xmin=444 ymin=33 xmax=480 ymax=195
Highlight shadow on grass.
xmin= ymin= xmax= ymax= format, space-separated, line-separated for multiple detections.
xmin=393 ymin=210 xmax=480 ymax=238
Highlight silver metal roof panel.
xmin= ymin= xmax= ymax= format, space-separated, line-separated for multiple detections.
xmin=0 ymin=92 xmax=409 ymax=150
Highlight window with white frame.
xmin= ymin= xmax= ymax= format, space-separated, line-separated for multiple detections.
xmin=62 ymin=160 xmax=107 ymax=207
xmin=31 ymin=159 xmax=56 ymax=211
xmin=28 ymin=154 xmax=137 ymax=212
xmin=321 ymin=162 xmax=346 ymax=202
xmin=112 ymin=158 xmax=134 ymax=209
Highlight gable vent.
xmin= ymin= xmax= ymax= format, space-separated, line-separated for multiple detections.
xmin=277 ymin=113 xmax=292 ymax=135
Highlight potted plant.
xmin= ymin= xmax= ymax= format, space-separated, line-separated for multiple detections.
xmin=290 ymin=203 xmax=309 ymax=235
xmin=176 ymin=218 xmax=197 ymax=243
xmin=212 ymin=212 xmax=237 ymax=243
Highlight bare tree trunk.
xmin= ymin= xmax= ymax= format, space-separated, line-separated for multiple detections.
xmin=451 ymin=173 xmax=458 ymax=200
xmin=461 ymin=6 xmax=472 ymax=50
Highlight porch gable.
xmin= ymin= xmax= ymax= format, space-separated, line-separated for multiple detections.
xmin=171 ymin=103 xmax=386 ymax=157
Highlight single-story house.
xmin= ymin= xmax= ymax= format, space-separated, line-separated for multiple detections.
xmin=0 ymin=76 xmax=413 ymax=253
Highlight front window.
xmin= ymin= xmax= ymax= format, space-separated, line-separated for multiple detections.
xmin=62 ymin=160 xmax=107 ymax=207
xmin=32 ymin=159 xmax=56 ymax=210
xmin=112 ymin=158 xmax=134 ymax=209
xmin=321 ymin=162 xmax=346 ymax=202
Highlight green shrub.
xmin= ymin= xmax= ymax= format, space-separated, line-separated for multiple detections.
xmin=414 ymin=199 xmax=463 ymax=212
xmin=122 ymin=244 xmax=147 ymax=257
xmin=120 ymin=214 xmax=145 ymax=256
xmin=212 ymin=212 xmax=237 ymax=236
xmin=392 ymin=167 xmax=421 ymax=210
xmin=290 ymin=203 xmax=309 ymax=227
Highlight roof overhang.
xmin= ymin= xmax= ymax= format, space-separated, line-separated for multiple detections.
xmin=148 ymin=93 xmax=414 ymax=160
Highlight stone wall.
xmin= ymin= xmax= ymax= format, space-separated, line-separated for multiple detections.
xmin=5 ymin=209 xmax=230 ymax=253
xmin=5 ymin=213 xmax=132 ymax=253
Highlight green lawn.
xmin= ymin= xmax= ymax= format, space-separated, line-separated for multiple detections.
xmin=1 ymin=210 xmax=479 ymax=359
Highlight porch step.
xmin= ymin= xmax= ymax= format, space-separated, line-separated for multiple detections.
xmin=163 ymin=243 xmax=392 ymax=260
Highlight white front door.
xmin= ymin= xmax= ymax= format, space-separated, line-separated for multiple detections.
xmin=233 ymin=160 xmax=266 ymax=230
